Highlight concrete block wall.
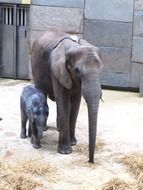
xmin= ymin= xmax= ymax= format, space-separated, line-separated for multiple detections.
xmin=29 ymin=0 xmax=84 ymax=47
xmin=0 ymin=7 xmax=1 ymax=75
xmin=29 ymin=0 xmax=143 ymax=90
xmin=84 ymin=0 xmax=134 ymax=88
xmin=83 ymin=0 xmax=143 ymax=90
xmin=131 ymin=0 xmax=143 ymax=89
xmin=0 ymin=0 xmax=143 ymax=90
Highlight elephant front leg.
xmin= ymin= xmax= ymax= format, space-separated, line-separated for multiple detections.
xmin=70 ymin=94 xmax=81 ymax=146
xmin=52 ymin=75 xmax=72 ymax=154
xmin=57 ymin=102 xmax=72 ymax=154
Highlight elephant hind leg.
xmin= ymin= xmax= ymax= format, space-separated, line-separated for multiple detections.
xmin=20 ymin=110 xmax=27 ymax=139
xmin=20 ymin=120 xmax=27 ymax=138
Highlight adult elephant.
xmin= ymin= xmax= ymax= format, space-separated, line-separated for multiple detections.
xmin=31 ymin=28 xmax=103 ymax=163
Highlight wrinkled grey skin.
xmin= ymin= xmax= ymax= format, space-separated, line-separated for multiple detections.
xmin=20 ymin=85 xmax=49 ymax=149
xmin=31 ymin=28 xmax=103 ymax=163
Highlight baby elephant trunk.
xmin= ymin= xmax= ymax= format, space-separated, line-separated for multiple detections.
xmin=37 ymin=126 xmax=43 ymax=140
xmin=37 ymin=115 xmax=47 ymax=139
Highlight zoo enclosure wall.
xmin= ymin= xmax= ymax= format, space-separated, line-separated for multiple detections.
xmin=0 ymin=0 xmax=143 ymax=91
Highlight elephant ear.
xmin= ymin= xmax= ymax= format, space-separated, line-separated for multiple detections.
xmin=50 ymin=44 xmax=72 ymax=89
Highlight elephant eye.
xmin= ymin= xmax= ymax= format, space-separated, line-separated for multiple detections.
xmin=74 ymin=67 xmax=81 ymax=76
xmin=35 ymin=110 xmax=41 ymax=115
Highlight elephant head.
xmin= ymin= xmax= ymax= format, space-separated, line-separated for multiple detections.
xmin=51 ymin=39 xmax=103 ymax=163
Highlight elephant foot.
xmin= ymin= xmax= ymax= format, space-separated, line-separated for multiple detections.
xmin=58 ymin=144 xmax=72 ymax=154
xmin=70 ymin=137 xmax=77 ymax=146
xmin=57 ymin=126 xmax=60 ymax=132
xmin=43 ymin=125 xmax=48 ymax=131
xmin=32 ymin=143 xmax=41 ymax=149
xmin=20 ymin=133 xmax=27 ymax=139
xmin=30 ymin=136 xmax=34 ymax=144
xmin=31 ymin=136 xmax=41 ymax=149
xmin=88 ymin=159 xmax=94 ymax=164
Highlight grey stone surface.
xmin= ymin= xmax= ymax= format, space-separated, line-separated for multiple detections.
xmin=135 ymin=0 xmax=143 ymax=10
xmin=32 ymin=0 xmax=84 ymax=8
xmin=132 ymin=37 xmax=143 ymax=62
xmin=130 ymin=62 xmax=143 ymax=88
xmin=0 ymin=0 xmax=20 ymax=3
xmin=100 ymin=47 xmax=131 ymax=73
xmin=133 ymin=11 xmax=143 ymax=37
xmin=101 ymin=71 xmax=129 ymax=88
xmin=30 ymin=5 xmax=83 ymax=33
xmin=84 ymin=20 xmax=132 ymax=48
xmin=29 ymin=30 xmax=45 ymax=51
xmin=85 ymin=0 xmax=134 ymax=22
xmin=0 ymin=8 xmax=1 ymax=75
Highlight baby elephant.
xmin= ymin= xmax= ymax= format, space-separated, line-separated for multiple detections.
xmin=20 ymin=85 xmax=49 ymax=149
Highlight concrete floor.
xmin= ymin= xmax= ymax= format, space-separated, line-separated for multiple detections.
xmin=0 ymin=79 xmax=143 ymax=190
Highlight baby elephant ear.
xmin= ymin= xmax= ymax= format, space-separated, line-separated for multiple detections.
xmin=50 ymin=44 xmax=72 ymax=89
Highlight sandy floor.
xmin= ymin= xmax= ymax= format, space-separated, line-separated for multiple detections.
xmin=0 ymin=79 xmax=143 ymax=190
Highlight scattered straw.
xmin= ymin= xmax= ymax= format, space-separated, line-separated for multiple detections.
xmin=70 ymin=154 xmax=101 ymax=169
xmin=137 ymin=173 xmax=143 ymax=190
xmin=74 ymin=139 xmax=106 ymax=156
xmin=73 ymin=144 xmax=88 ymax=155
xmin=96 ymin=139 xmax=106 ymax=151
xmin=120 ymin=154 xmax=143 ymax=178
xmin=71 ymin=139 xmax=106 ymax=168
xmin=101 ymin=178 xmax=132 ymax=190
xmin=1 ymin=173 xmax=42 ymax=190
xmin=118 ymin=153 xmax=143 ymax=190
xmin=0 ymin=159 xmax=58 ymax=190
xmin=72 ymin=157 xmax=98 ymax=169
xmin=9 ymin=159 xmax=57 ymax=176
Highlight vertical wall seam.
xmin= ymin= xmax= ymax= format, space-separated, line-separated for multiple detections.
xmin=83 ymin=0 xmax=85 ymax=39
xmin=129 ymin=0 xmax=136 ymax=87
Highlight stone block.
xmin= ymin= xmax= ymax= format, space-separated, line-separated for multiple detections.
xmin=85 ymin=0 xmax=134 ymax=22
xmin=100 ymin=46 xmax=131 ymax=88
xmin=135 ymin=0 xmax=143 ymax=10
xmin=133 ymin=11 xmax=143 ymax=37
xmin=100 ymin=47 xmax=131 ymax=73
xmin=30 ymin=5 xmax=83 ymax=33
xmin=31 ymin=0 xmax=84 ymax=8
xmin=84 ymin=20 xmax=132 ymax=48
xmin=132 ymin=37 xmax=143 ymax=62
xmin=130 ymin=62 xmax=143 ymax=88
xmin=28 ymin=30 xmax=45 ymax=53
xmin=100 ymin=71 xmax=129 ymax=88
xmin=0 ymin=9 xmax=1 ymax=75
xmin=0 ymin=0 xmax=20 ymax=3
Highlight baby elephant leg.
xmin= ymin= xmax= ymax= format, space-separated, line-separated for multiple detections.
xmin=28 ymin=122 xmax=32 ymax=137
xmin=30 ymin=123 xmax=41 ymax=149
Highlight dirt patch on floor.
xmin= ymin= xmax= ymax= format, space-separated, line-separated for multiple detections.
xmin=0 ymin=79 xmax=143 ymax=190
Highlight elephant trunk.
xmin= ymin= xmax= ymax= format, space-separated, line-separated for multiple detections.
xmin=37 ymin=126 xmax=43 ymax=140
xmin=82 ymin=74 xmax=101 ymax=163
